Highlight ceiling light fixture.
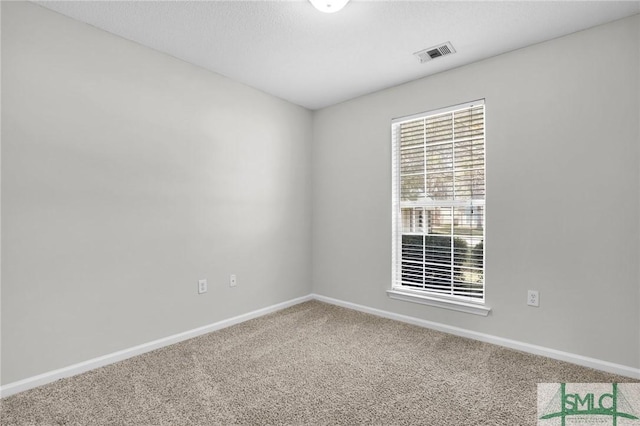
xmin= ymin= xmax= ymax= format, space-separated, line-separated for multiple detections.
xmin=309 ymin=0 xmax=350 ymax=13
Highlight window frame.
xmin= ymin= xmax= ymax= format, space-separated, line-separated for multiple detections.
xmin=388 ymin=100 xmax=490 ymax=316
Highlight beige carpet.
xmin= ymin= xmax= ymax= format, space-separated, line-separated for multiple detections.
xmin=1 ymin=301 xmax=635 ymax=425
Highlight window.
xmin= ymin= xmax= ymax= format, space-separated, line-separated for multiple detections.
xmin=389 ymin=100 xmax=488 ymax=315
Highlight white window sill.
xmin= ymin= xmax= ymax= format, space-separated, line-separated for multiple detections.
xmin=386 ymin=289 xmax=491 ymax=316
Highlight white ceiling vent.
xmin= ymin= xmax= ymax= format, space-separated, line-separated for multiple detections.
xmin=413 ymin=42 xmax=456 ymax=63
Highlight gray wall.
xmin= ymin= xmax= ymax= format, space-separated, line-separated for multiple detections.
xmin=1 ymin=2 xmax=312 ymax=384
xmin=312 ymin=15 xmax=640 ymax=368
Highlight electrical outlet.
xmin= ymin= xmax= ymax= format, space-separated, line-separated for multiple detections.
xmin=198 ymin=279 xmax=207 ymax=294
xmin=230 ymin=274 xmax=237 ymax=287
xmin=527 ymin=290 xmax=539 ymax=307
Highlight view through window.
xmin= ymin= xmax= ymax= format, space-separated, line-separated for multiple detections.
xmin=391 ymin=100 xmax=485 ymax=302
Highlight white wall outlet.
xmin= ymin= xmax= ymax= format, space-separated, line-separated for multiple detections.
xmin=230 ymin=274 xmax=237 ymax=287
xmin=527 ymin=290 xmax=539 ymax=307
xmin=198 ymin=279 xmax=207 ymax=294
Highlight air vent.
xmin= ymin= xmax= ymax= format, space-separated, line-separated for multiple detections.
xmin=413 ymin=42 xmax=456 ymax=63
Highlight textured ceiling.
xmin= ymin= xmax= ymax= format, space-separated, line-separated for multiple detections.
xmin=34 ymin=1 xmax=640 ymax=110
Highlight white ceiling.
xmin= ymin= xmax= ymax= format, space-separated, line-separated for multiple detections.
xmin=34 ymin=1 xmax=640 ymax=110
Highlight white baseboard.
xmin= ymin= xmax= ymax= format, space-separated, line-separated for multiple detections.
xmin=312 ymin=293 xmax=640 ymax=380
xmin=3 ymin=292 xmax=637 ymax=399
xmin=0 ymin=294 xmax=313 ymax=398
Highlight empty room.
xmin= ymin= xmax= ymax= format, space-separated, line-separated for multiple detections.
xmin=1 ymin=0 xmax=639 ymax=424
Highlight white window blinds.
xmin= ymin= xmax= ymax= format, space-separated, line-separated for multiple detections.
xmin=392 ymin=100 xmax=485 ymax=302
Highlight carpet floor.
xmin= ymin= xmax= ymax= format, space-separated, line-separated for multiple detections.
xmin=0 ymin=300 xmax=635 ymax=425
